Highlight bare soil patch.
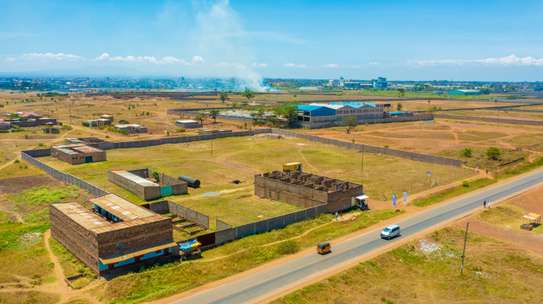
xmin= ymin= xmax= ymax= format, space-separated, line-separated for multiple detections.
xmin=0 ymin=175 xmax=58 ymax=194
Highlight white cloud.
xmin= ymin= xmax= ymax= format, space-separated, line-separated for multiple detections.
xmin=21 ymin=52 xmax=83 ymax=61
xmin=323 ymin=63 xmax=339 ymax=68
xmin=284 ymin=63 xmax=307 ymax=68
xmin=95 ymin=52 xmax=193 ymax=65
xmin=191 ymin=55 xmax=204 ymax=64
xmin=252 ymin=62 xmax=268 ymax=68
xmin=415 ymin=54 xmax=543 ymax=66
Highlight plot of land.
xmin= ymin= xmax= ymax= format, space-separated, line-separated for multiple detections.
xmin=40 ymin=135 xmax=473 ymax=227
xmin=302 ymin=118 xmax=543 ymax=169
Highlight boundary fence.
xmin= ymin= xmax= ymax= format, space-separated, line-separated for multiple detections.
xmin=271 ymin=129 xmax=463 ymax=167
xmin=213 ymin=204 xmax=327 ymax=246
xmin=21 ymin=149 xmax=109 ymax=197
xmin=435 ymin=114 xmax=543 ymax=126
xmin=94 ymin=129 xmax=271 ymax=150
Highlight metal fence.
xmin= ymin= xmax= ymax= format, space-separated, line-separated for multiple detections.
xmin=435 ymin=114 xmax=543 ymax=126
xmin=271 ymin=129 xmax=463 ymax=167
xmin=214 ymin=204 xmax=327 ymax=246
xmin=21 ymin=150 xmax=109 ymax=197
xmin=95 ymin=129 xmax=271 ymax=150
xmin=167 ymin=201 xmax=210 ymax=229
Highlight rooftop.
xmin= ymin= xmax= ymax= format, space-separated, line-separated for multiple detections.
xmin=110 ymin=170 xmax=158 ymax=187
xmin=54 ymin=143 xmax=104 ymax=154
xmin=310 ymin=101 xmax=377 ymax=109
xmin=53 ymin=202 xmax=109 ymax=230
xmin=90 ymin=193 xmax=155 ymax=221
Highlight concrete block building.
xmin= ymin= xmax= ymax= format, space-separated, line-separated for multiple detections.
xmin=50 ymin=194 xmax=179 ymax=276
xmin=0 ymin=119 xmax=10 ymax=130
xmin=82 ymin=118 xmax=112 ymax=128
xmin=255 ymin=170 xmax=363 ymax=213
xmin=51 ymin=144 xmax=106 ymax=165
xmin=175 ymin=119 xmax=202 ymax=129
xmin=297 ymin=101 xmax=385 ymax=128
xmin=114 ymin=124 xmax=148 ymax=134
xmin=108 ymin=168 xmax=188 ymax=201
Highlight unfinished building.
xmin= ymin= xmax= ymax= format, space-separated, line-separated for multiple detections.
xmin=50 ymin=194 xmax=179 ymax=276
xmin=255 ymin=171 xmax=363 ymax=212
xmin=108 ymin=168 xmax=188 ymax=201
xmin=51 ymin=144 xmax=107 ymax=165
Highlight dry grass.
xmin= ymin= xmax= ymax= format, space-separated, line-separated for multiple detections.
xmin=274 ymin=227 xmax=543 ymax=304
xmin=40 ymin=136 xmax=474 ymax=220
xmin=302 ymin=118 xmax=543 ymax=169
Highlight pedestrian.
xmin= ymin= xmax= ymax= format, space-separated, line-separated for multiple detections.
xmin=483 ymin=200 xmax=487 ymax=208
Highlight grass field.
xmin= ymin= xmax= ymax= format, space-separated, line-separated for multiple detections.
xmin=273 ymin=227 xmax=543 ymax=304
xmin=97 ymin=209 xmax=400 ymax=304
xmin=40 ymin=135 xmax=474 ymax=225
xmin=0 ymin=177 xmax=91 ymax=292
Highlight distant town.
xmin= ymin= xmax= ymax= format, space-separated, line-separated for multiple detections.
xmin=1 ymin=76 xmax=542 ymax=96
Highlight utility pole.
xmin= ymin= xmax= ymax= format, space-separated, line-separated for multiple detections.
xmin=460 ymin=221 xmax=470 ymax=275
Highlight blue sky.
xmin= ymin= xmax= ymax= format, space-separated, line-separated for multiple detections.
xmin=1 ymin=0 xmax=542 ymax=81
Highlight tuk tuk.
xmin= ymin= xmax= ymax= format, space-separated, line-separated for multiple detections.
xmin=317 ymin=242 xmax=332 ymax=255
xmin=179 ymin=239 xmax=202 ymax=260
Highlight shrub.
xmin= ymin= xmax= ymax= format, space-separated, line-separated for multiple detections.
xmin=462 ymin=148 xmax=473 ymax=158
xmin=275 ymin=240 xmax=300 ymax=255
xmin=486 ymin=147 xmax=501 ymax=160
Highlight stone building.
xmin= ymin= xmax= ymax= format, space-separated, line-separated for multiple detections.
xmin=51 ymin=144 xmax=107 ymax=165
xmin=254 ymin=170 xmax=363 ymax=213
xmin=108 ymin=168 xmax=188 ymax=201
xmin=50 ymin=194 xmax=179 ymax=276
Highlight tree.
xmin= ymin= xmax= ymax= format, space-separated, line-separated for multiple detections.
xmin=242 ymin=88 xmax=255 ymax=105
xmin=462 ymin=147 xmax=473 ymax=158
xmin=273 ymin=103 xmax=298 ymax=128
xmin=219 ymin=91 xmax=229 ymax=103
xmin=195 ymin=113 xmax=206 ymax=125
xmin=396 ymin=103 xmax=403 ymax=111
xmin=486 ymin=147 xmax=501 ymax=160
xmin=152 ymin=171 xmax=160 ymax=182
xmin=398 ymin=88 xmax=406 ymax=97
xmin=342 ymin=115 xmax=358 ymax=134
xmin=209 ymin=109 xmax=220 ymax=123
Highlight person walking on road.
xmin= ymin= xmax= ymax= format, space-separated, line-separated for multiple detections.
xmin=483 ymin=200 xmax=487 ymax=208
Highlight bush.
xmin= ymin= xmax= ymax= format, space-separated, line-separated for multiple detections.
xmin=275 ymin=240 xmax=300 ymax=255
xmin=486 ymin=147 xmax=501 ymax=160
xmin=462 ymin=181 xmax=470 ymax=187
xmin=462 ymin=148 xmax=473 ymax=158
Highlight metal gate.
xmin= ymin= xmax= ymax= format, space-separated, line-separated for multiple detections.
xmin=160 ymin=185 xmax=173 ymax=197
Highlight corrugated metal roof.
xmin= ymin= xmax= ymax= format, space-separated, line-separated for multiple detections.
xmin=111 ymin=170 xmax=158 ymax=187
xmin=297 ymin=104 xmax=325 ymax=111
xmin=91 ymin=194 xmax=155 ymax=221
xmin=310 ymin=101 xmax=377 ymax=109
xmin=53 ymin=203 xmax=109 ymax=230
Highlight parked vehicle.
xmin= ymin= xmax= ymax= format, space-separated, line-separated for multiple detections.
xmin=179 ymin=239 xmax=202 ymax=260
xmin=317 ymin=242 xmax=332 ymax=255
xmin=380 ymin=224 xmax=401 ymax=240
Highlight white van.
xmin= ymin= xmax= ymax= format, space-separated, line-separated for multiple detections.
xmin=380 ymin=224 xmax=401 ymax=240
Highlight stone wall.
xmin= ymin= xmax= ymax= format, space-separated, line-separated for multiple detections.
xmin=96 ymin=216 xmax=173 ymax=259
xmin=50 ymin=205 xmax=100 ymax=273
xmin=254 ymin=171 xmax=362 ymax=213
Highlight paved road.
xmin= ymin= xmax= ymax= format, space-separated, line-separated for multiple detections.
xmin=173 ymin=170 xmax=543 ymax=304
